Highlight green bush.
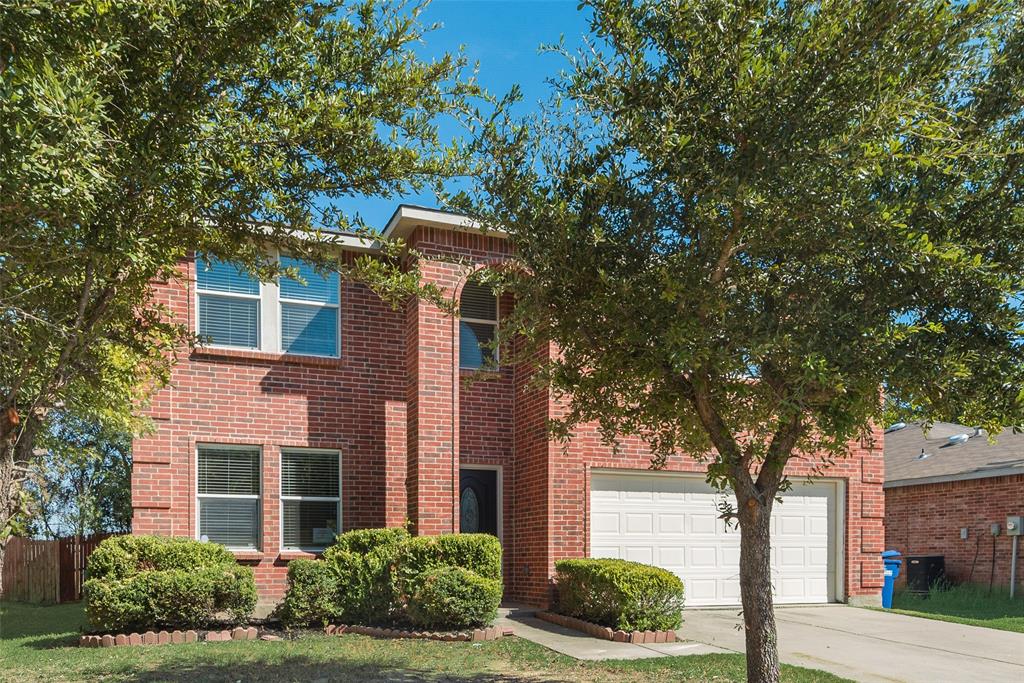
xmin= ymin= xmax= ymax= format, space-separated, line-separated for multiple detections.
xmin=322 ymin=527 xmax=409 ymax=624
xmin=276 ymin=559 xmax=342 ymax=627
xmin=407 ymin=567 xmax=502 ymax=630
xmin=276 ymin=529 xmax=504 ymax=629
xmin=329 ymin=527 xmax=410 ymax=555
xmin=86 ymin=534 xmax=238 ymax=581
xmin=84 ymin=535 xmax=256 ymax=632
xmin=396 ymin=533 xmax=502 ymax=598
xmin=554 ymin=558 xmax=684 ymax=632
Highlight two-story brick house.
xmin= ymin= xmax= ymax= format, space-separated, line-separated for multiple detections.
xmin=132 ymin=204 xmax=885 ymax=607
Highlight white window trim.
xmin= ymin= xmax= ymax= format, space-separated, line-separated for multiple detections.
xmin=195 ymin=443 xmax=262 ymax=552
xmin=278 ymin=293 xmax=341 ymax=359
xmin=194 ymin=267 xmax=263 ymax=352
xmin=279 ymin=447 xmax=342 ymax=552
xmin=194 ymin=249 xmax=342 ymax=359
xmin=459 ymin=291 xmax=500 ymax=370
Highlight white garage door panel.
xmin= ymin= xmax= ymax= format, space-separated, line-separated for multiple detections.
xmin=590 ymin=473 xmax=838 ymax=607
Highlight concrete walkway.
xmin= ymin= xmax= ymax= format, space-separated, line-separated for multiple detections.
xmin=683 ymin=605 xmax=1024 ymax=683
xmin=496 ymin=607 xmax=729 ymax=661
xmin=502 ymin=604 xmax=1024 ymax=682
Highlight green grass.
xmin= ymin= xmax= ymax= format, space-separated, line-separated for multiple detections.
xmin=0 ymin=601 xmax=849 ymax=682
xmin=885 ymin=583 xmax=1024 ymax=633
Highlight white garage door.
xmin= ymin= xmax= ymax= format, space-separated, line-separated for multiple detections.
xmin=590 ymin=471 xmax=840 ymax=607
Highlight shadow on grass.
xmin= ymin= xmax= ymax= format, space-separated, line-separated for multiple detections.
xmin=116 ymin=656 xmax=571 ymax=683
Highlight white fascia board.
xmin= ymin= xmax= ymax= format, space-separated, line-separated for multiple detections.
xmin=381 ymin=205 xmax=505 ymax=241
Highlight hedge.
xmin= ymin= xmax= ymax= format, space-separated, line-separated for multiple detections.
xmin=84 ymin=536 xmax=256 ymax=632
xmin=554 ymin=558 xmax=684 ymax=632
xmin=321 ymin=527 xmax=409 ymax=625
xmin=407 ymin=566 xmax=502 ymax=630
xmin=277 ymin=529 xmax=504 ymax=629
xmin=86 ymin=534 xmax=239 ymax=581
xmin=396 ymin=533 xmax=502 ymax=598
xmin=276 ymin=559 xmax=342 ymax=628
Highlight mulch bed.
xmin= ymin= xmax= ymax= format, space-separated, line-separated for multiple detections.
xmin=536 ymin=611 xmax=678 ymax=644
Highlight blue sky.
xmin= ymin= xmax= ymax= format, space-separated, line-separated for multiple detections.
xmin=344 ymin=0 xmax=591 ymax=230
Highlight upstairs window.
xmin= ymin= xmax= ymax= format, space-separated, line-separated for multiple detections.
xmin=280 ymin=449 xmax=341 ymax=550
xmin=279 ymin=257 xmax=340 ymax=357
xmin=459 ymin=279 xmax=498 ymax=370
xmin=196 ymin=257 xmax=260 ymax=349
xmin=197 ymin=445 xmax=261 ymax=550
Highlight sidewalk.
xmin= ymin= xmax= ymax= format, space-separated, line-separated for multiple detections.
xmin=495 ymin=606 xmax=729 ymax=661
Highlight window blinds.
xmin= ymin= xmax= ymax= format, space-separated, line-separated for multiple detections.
xmin=198 ymin=446 xmax=260 ymax=495
xmin=460 ymin=280 xmax=497 ymax=320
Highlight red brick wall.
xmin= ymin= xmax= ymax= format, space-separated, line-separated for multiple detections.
xmin=885 ymin=474 xmax=1024 ymax=591
xmin=504 ymin=420 xmax=886 ymax=606
xmin=133 ymin=228 xmax=883 ymax=608
xmin=133 ymin=255 xmax=407 ymax=599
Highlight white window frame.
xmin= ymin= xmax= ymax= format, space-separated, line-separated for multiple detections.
xmin=195 ymin=443 xmax=262 ymax=551
xmin=193 ymin=250 xmax=343 ymax=358
xmin=279 ymin=447 xmax=342 ymax=552
xmin=278 ymin=257 xmax=341 ymax=359
xmin=459 ymin=284 xmax=500 ymax=370
xmin=194 ymin=260 xmax=262 ymax=351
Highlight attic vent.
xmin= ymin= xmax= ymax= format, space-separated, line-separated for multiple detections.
xmin=948 ymin=433 xmax=970 ymax=446
xmin=917 ymin=449 xmax=931 ymax=460
xmin=885 ymin=422 xmax=908 ymax=433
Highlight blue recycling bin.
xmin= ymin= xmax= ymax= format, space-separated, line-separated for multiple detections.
xmin=881 ymin=550 xmax=902 ymax=608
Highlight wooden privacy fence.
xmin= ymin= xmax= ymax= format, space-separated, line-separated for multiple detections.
xmin=2 ymin=533 xmax=116 ymax=604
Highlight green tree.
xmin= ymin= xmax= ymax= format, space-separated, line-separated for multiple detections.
xmin=0 ymin=0 xmax=478 ymax=584
xmin=468 ymin=2 xmax=1024 ymax=681
xmin=23 ymin=415 xmax=134 ymax=539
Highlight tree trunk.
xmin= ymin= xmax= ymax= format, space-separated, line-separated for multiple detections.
xmin=737 ymin=493 xmax=780 ymax=683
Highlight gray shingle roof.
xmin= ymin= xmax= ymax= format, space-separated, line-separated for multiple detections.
xmin=884 ymin=421 xmax=1024 ymax=488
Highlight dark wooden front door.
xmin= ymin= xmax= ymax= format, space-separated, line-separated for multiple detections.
xmin=459 ymin=468 xmax=498 ymax=536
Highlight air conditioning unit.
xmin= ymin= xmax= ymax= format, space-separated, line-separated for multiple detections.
xmin=906 ymin=555 xmax=945 ymax=593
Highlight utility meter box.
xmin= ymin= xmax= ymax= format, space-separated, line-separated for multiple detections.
xmin=1007 ymin=516 xmax=1024 ymax=536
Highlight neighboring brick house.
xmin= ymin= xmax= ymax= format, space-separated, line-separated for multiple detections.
xmin=885 ymin=422 xmax=1024 ymax=592
xmin=132 ymin=204 xmax=885 ymax=607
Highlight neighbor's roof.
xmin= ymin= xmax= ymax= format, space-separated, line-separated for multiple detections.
xmin=884 ymin=421 xmax=1024 ymax=488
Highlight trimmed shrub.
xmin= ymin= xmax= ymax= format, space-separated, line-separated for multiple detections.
xmin=407 ymin=567 xmax=502 ymax=630
xmin=84 ymin=535 xmax=256 ymax=632
xmin=329 ymin=527 xmax=410 ymax=555
xmin=554 ymin=558 xmax=684 ymax=632
xmin=86 ymin=534 xmax=238 ymax=581
xmin=276 ymin=559 xmax=342 ymax=628
xmin=396 ymin=533 xmax=502 ymax=598
xmin=322 ymin=527 xmax=409 ymax=624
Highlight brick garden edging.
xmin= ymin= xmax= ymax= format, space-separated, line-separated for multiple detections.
xmin=79 ymin=626 xmax=265 ymax=647
xmin=325 ymin=623 xmax=513 ymax=642
xmin=537 ymin=611 xmax=677 ymax=645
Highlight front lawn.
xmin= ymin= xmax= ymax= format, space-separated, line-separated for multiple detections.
xmin=887 ymin=584 xmax=1024 ymax=633
xmin=0 ymin=601 xmax=848 ymax=682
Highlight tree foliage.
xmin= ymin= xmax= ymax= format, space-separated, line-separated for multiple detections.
xmin=467 ymin=2 xmax=1024 ymax=681
xmin=20 ymin=414 xmax=134 ymax=539
xmin=0 ymin=0 xmax=478 ymax=576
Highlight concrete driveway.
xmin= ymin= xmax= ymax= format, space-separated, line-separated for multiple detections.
xmin=683 ymin=605 xmax=1024 ymax=683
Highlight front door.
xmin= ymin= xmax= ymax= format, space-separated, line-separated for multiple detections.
xmin=459 ymin=468 xmax=498 ymax=537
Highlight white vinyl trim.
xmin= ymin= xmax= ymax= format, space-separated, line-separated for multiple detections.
xmin=279 ymin=447 xmax=342 ymax=552
xmin=194 ymin=443 xmax=263 ymax=551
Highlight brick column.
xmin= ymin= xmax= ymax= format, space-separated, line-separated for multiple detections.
xmin=405 ymin=259 xmax=462 ymax=535
xmin=384 ymin=400 xmax=408 ymax=527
